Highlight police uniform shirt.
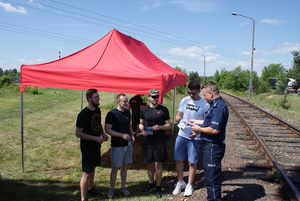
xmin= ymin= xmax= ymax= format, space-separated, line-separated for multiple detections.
xmin=200 ymin=96 xmax=229 ymax=143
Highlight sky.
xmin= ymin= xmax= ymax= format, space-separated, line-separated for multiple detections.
xmin=0 ymin=0 xmax=299 ymax=77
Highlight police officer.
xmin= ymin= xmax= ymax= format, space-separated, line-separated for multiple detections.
xmin=191 ymin=81 xmax=229 ymax=201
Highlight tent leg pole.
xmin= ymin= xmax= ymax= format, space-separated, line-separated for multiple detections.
xmin=171 ymin=87 xmax=176 ymax=140
xmin=20 ymin=92 xmax=25 ymax=173
xmin=81 ymin=90 xmax=84 ymax=111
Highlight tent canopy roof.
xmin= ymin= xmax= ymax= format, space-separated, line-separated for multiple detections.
xmin=20 ymin=29 xmax=186 ymax=97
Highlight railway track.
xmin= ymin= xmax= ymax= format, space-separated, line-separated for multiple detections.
xmin=221 ymin=92 xmax=300 ymax=201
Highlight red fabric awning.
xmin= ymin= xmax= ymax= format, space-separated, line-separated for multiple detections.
xmin=20 ymin=29 xmax=186 ymax=101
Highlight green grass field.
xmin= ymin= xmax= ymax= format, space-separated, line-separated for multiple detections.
xmin=0 ymin=87 xmax=185 ymax=201
xmin=0 ymin=86 xmax=299 ymax=201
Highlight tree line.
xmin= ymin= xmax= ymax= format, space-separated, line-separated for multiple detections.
xmin=0 ymin=68 xmax=20 ymax=86
xmin=176 ymin=50 xmax=300 ymax=95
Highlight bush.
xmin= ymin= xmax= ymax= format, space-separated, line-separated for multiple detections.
xmin=0 ymin=75 xmax=12 ymax=86
xmin=278 ymin=93 xmax=291 ymax=110
xmin=255 ymin=79 xmax=270 ymax=94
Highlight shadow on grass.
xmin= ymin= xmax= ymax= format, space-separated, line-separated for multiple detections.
xmin=100 ymin=124 xmax=180 ymax=171
xmin=0 ymin=178 xmax=79 ymax=201
xmin=0 ymin=178 xmax=171 ymax=201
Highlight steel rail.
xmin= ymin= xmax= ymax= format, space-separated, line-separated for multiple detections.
xmin=221 ymin=91 xmax=300 ymax=133
xmin=221 ymin=91 xmax=300 ymax=201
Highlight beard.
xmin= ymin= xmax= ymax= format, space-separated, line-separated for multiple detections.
xmin=91 ymin=101 xmax=99 ymax=108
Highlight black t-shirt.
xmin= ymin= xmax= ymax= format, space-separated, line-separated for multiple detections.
xmin=76 ymin=107 xmax=102 ymax=149
xmin=140 ymin=105 xmax=170 ymax=142
xmin=129 ymin=95 xmax=144 ymax=118
xmin=105 ymin=108 xmax=131 ymax=147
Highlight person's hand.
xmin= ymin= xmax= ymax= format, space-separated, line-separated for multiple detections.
xmin=189 ymin=119 xmax=203 ymax=125
xmin=190 ymin=125 xmax=200 ymax=133
xmin=122 ymin=133 xmax=131 ymax=140
xmin=141 ymin=129 xmax=148 ymax=136
xmin=103 ymin=134 xmax=109 ymax=141
xmin=152 ymin=125 xmax=160 ymax=131
xmin=95 ymin=136 xmax=105 ymax=144
xmin=189 ymin=131 xmax=198 ymax=139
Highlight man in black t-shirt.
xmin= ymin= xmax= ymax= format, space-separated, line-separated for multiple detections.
xmin=76 ymin=89 xmax=108 ymax=201
xmin=139 ymin=89 xmax=171 ymax=198
xmin=105 ymin=93 xmax=135 ymax=198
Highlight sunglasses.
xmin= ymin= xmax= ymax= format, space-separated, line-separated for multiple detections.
xmin=187 ymin=91 xmax=196 ymax=95
xmin=151 ymin=95 xmax=159 ymax=99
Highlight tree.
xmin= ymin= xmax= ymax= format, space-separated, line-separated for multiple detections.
xmin=0 ymin=68 xmax=20 ymax=87
xmin=260 ymin=63 xmax=286 ymax=82
xmin=214 ymin=70 xmax=220 ymax=84
xmin=287 ymin=51 xmax=300 ymax=82
xmin=174 ymin=66 xmax=187 ymax=94
xmin=215 ymin=68 xmax=230 ymax=89
xmin=188 ymin=71 xmax=200 ymax=83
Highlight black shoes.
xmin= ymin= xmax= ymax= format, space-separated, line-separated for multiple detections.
xmin=87 ymin=188 xmax=101 ymax=196
xmin=156 ymin=190 xmax=162 ymax=198
xmin=156 ymin=186 xmax=162 ymax=198
xmin=143 ymin=183 xmax=163 ymax=198
xmin=143 ymin=182 xmax=156 ymax=192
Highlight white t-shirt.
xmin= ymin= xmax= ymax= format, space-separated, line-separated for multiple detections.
xmin=177 ymin=96 xmax=210 ymax=140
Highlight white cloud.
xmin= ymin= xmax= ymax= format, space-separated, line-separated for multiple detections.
xmin=241 ymin=51 xmax=250 ymax=56
xmin=0 ymin=2 xmax=27 ymax=14
xmin=274 ymin=42 xmax=300 ymax=54
xmin=13 ymin=58 xmax=44 ymax=64
xmin=260 ymin=19 xmax=287 ymax=26
xmin=27 ymin=0 xmax=42 ymax=7
xmin=140 ymin=0 xmax=220 ymax=12
xmin=164 ymin=45 xmax=232 ymax=75
xmin=260 ymin=42 xmax=300 ymax=55
xmin=167 ymin=45 xmax=217 ymax=58
xmin=240 ymin=22 xmax=248 ymax=27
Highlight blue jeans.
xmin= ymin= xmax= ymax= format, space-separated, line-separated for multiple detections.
xmin=202 ymin=141 xmax=226 ymax=201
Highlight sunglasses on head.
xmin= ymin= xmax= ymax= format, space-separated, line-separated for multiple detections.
xmin=151 ymin=95 xmax=159 ymax=99
xmin=187 ymin=91 xmax=196 ymax=95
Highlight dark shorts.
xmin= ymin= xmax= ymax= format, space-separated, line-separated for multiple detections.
xmin=81 ymin=147 xmax=101 ymax=173
xmin=142 ymin=140 xmax=167 ymax=163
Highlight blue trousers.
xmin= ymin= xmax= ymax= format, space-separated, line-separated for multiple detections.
xmin=202 ymin=141 xmax=226 ymax=201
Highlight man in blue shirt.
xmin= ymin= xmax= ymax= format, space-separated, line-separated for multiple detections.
xmin=191 ymin=81 xmax=229 ymax=201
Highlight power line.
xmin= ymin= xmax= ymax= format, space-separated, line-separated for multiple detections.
xmin=4 ymin=0 xmax=249 ymax=61
xmin=0 ymin=21 xmax=93 ymax=45
xmin=47 ymin=0 xmax=249 ymax=60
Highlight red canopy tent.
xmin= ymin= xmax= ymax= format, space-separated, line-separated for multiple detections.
xmin=20 ymin=29 xmax=186 ymax=100
xmin=19 ymin=29 xmax=186 ymax=172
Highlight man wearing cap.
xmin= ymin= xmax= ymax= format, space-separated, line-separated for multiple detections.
xmin=172 ymin=80 xmax=210 ymax=197
xmin=139 ymin=89 xmax=171 ymax=198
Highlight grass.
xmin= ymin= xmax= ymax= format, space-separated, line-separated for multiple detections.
xmin=1 ymin=86 xmax=299 ymax=200
xmin=0 ymin=86 xmax=185 ymax=201
xmin=224 ymin=89 xmax=300 ymax=129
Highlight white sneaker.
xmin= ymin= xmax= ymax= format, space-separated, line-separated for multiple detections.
xmin=184 ymin=184 xmax=194 ymax=196
xmin=120 ymin=188 xmax=130 ymax=196
xmin=172 ymin=181 xmax=186 ymax=195
xmin=108 ymin=188 xmax=115 ymax=198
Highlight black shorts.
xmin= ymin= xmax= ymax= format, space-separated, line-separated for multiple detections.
xmin=81 ymin=147 xmax=101 ymax=173
xmin=142 ymin=140 xmax=167 ymax=163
